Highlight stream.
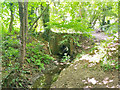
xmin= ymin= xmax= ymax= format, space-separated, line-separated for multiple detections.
xmin=32 ymin=33 xmax=94 ymax=88
xmin=32 ymin=59 xmax=70 ymax=88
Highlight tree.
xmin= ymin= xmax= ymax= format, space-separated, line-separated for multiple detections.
xmin=18 ymin=0 xmax=28 ymax=67
xmin=28 ymin=5 xmax=34 ymax=26
xmin=118 ymin=1 xmax=120 ymax=33
xmin=41 ymin=2 xmax=51 ymax=41
xmin=9 ymin=2 xmax=14 ymax=33
xmin=28 ymin=2 xmax=41 ymax=32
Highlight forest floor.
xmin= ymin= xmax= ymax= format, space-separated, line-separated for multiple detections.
xmin=2 ymin=30 xmax=119 ymax=88
xmin=51 ymin=31 xmax=119 ymax=88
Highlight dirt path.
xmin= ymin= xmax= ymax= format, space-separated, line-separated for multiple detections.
xmin=91 ymin=30 xmax=114 ymax=41
xmin=91 ymin=32 xmax=113 ymax=41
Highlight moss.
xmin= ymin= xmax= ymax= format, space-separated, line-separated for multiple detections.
xmin=52 ymin=74 xmax=59 ymax=83
xmin=32 ymin=74 xmax=46 ymax=88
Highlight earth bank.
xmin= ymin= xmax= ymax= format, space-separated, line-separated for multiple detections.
xmin=51 ymin=60 xmax=119 ymax=88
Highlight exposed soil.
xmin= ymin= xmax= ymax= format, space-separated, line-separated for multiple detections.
xmin=51 ymin=60 xmax=119 ymax=88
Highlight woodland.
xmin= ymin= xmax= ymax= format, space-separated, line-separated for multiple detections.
xmin=1 ymin=0 xmax=119 ymax=89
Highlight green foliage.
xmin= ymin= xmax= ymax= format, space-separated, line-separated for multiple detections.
xmin=61 ymin=54 xmax=70 ymax=63
xmin=105 ymin=23 xmax=118 ymax=35
xmin=2 ymin=35 xmax=55 ymax=88
xmin=2 ymin=1 xmax=119 ymax=88
xmin=94 ymin=39 xmax=118 ymax=70
xmin=2 ymin=36 xmax=19 ymax=67
xmin=26 ymin=41 xmax=54 ymax=71
xmin=100 ymin=59 xmax=119 ymax=71
xmin=1 ymin=2 xmax=20 ymax=34
xmin=59 ymin=34 xmax=81 ymax=47
xmin=50 ymin=18 xmax=93 ymax=33
xmin=59 ymin=34 xmax=90 ymax=50
xmin=2 ymin=35 xmax=25 ymax=88
xmin=2 ymin=72 xmax=30 ymax=88
xmin=4 ymin=47 xmax=19 ymax=58
xmin=3 ymin=36 xmax=19 ymax=48
xmin=59 ymin=35 xmax=72 ymax=45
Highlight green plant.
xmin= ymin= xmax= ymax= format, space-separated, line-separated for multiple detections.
xmin=61 ymin=53 xmax=70 ymax=63
xmin=59 ymin=34 xmax=81 ymax=48
xmin=2 ymin=46 xmax=19 ymax=67
xmin=59 ymin=35 xmax=71 ymax=45
xmin=106 ymin=23 xmax=118 ymax=35
xmin=26 ymin=42 xmax=54 ymax=71
xmin=94 ymin=39 xmax=118 ymax=70
xmin=100 ymin=59 xmax=119 ymax=71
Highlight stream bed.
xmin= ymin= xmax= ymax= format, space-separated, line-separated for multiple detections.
xmin=32 ymin=60 xmax=70 ymax=88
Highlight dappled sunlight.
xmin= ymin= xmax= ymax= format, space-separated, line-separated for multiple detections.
xmin=51 ymin=28 xmax=83 ymax=34
xmin=80 ymin=53 xmax=102 ymax=63
xmin=88 ymin=63 xmax=96 ymax=67
xmin=82 ymin=77 xmax=118 ymax=88
xmin=79 ymin=34 xmax=118 ymax=65
xmin=2 ymin=0 xmax=119 ymax=88
xmin=87 ymin=78 xmax=98 ymax=85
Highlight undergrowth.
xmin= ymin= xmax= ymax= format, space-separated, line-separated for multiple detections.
xmin=75 ymin=33 xmax=118 ymax=71
xmin=2 ymin=35 xmax=54 ymax=88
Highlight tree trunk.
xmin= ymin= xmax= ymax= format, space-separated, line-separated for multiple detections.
xmin=9 ymin=2 xmax=14 ymax=33
xmin=41 ymin=2 xmax=51 ymax=41
xmin=18 ymin=0 xmax=28 ymax=67
xmin=90 ymin=11 xmax=96 ymax=25
xmin=102 ymin=15 xmax=106 ymax=25
xmin=24 ymin=1 xmax=28 ymax=48
xmin=101 ymin=8 xmax=106 ymax=30
xmin=79 ymin=6 xmax=82 ymax=18
xmin=118 ymin=1 xmax=120 ymax=33
xmin=33 ymin=7 xmax=39 ymax=32
xmin=91 ymin=16 xmax=99 ymax=28
xmin=53 ymin=0 xmax=60 ymax=14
